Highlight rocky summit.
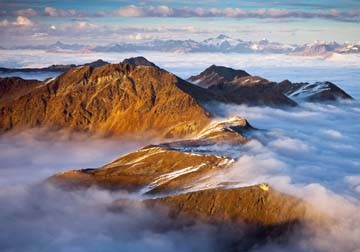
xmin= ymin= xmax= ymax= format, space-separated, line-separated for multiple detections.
xmin=278 ymin=80 xmax=353 ymax=102
xmin=209 ymin=76 xmax=297 ymax=106
xmin=0 ymin=60 xmax=213 ymax=137
xmin=190 ymin=65 xmax=353 ymax=103
xmin=188 ymin=64 xmax=250 ymax=87
xmin=145 ymin=185 xmax=321 ymax=227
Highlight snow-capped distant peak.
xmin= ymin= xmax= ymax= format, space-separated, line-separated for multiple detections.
xmin=307 ymin=40 xmax=339 ymax=47
xmin=216 ymin=34 xmax=231 ymax=40
xmin=202 ymin=34 xmax=242 ymax=47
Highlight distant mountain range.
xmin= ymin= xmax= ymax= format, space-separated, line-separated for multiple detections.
xmin=0 ymin=59 xmax=109 ymax=73
xmin=3 ymin=35 xmax=360 ymax=55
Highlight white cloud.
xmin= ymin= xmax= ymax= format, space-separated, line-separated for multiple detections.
xmin=128 ymin=33 xmax=155 ymax=40
xmin=44 ymin=6 xmax=58 ymax=17
xmin=323 ymin=129 xmax=343 ymax=138
xmin=345 ymin=175 xmax=360 ymax=193
xmin=75 ymin=21 xmax=98 ymax=29
xmin=114 ymin=5 xmax=144 ymax=17
xmin=0 ymin=16 xmax=34 ymax=27
xmin=13 ymin=16 xmax=34 ymax=27
xmin=44 ymin=6 xmax=82 ymax=17
xmin=14 ymin=8 xmax=38 ymax=17
xmin=269 ymin=136 xmax=310 ymax=153
xmin=0 ymin=19 xmax=10 ymax=27
xmin=5 ymin=5 xmax=360 ymax=22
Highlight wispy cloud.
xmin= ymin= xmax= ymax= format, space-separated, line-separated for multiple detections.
xmin=4 ymin=7 xmax=103 ymax=18
xmin=4 ymin=5 xmax=360 ymax=22
xmin=14 ymin=8 xmax=38 ymax=17
xmin=112 ymin=5 xmax=360 ymax=22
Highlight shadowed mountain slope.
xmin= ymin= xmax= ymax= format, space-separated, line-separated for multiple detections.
xmin=190 ymin=65 xmax=353 ymax=103
xmin=0 ymin=77 xmax=41 ymax=104
xmin=145 ymin=185 xmax=322 ymax=226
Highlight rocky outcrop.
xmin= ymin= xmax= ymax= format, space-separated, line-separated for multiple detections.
xmin=109 ymin=184 xmax=325 ymax=251
xmin=278 ymin=80 xmax=353 ymax=102
xmin=0 ymin=77 xmax=42 ymax=104
xmin=145 ymin=185 xmax=321 ymax=226
xmin=209 ymin=76 xmax=297 ymax=106
xmin=121 ymin=56 xmax=157 ymax=67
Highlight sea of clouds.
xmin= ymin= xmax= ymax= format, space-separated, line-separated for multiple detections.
xmin=203 ymin=100 xmax=360 ymax=251
xmin=0 ymin=51 xmax=359 ymax=251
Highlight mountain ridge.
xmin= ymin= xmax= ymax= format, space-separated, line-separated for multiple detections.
xmin=0 ymin=61 xmax=213 ymax=137
xmin=4 ymin=36 xmax=360 ymax=55
xmin=0 ymin=57 xmax=353 ymax=138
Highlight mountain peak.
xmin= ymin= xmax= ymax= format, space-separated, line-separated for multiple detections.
xmin=53 ymin=40 xmax=65 ymax=46
xmin=216 ymin=34 xmax=230 ymax=40
xmin=121 ymin=56 xmax=157 ymax=67
xmin=83 ymin=59 xmax=109 ymax=68
xmin=0 ymin=62 xmax=212 ymax=137
xmin=188 ymin=65 xmax=250 ymax=87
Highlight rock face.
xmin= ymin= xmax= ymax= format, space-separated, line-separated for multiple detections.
xmin=83 ymin=59 xmax=109 ymax=68
xmin=0 ymin=62 xmax=212 ymax=137
xmin=109 ymin=185 xmax=322 ymax=252
xmin=209 ymin=76 xmax=297 ymax=106
xmin=49 ymin=117 xmax=253 ymax=194
xmin=278 ymin=80 xmax=353 ymax=102
xmin=145 ymin=185 xmax=318 ymax=226
xmin=0 ymin=77 xmax=41 ymax=104
xmin=189 ymin=65 xmax=296 ymax=106
xmin=109 ymin=185 xmax=324 ymax=251
xmin=121 ymin=56 xmax=157 ymax=67
xmin=188 ymin=65 xmax=250 ymax=87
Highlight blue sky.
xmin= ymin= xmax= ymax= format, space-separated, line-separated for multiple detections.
xmin=0 ymin=0 xmax=359 ymax=46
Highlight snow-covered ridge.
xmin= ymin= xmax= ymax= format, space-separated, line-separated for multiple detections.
xmin=289 ymin=82 xmax=331 ymax=99
xmin=6 ymin=36 xmax=360 ymax=55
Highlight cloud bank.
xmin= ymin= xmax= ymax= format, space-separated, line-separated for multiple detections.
xmin=112 ymin=5 xmax=360 ymax=22
xmin=3 ymin=6 xmax=360 ymax=22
